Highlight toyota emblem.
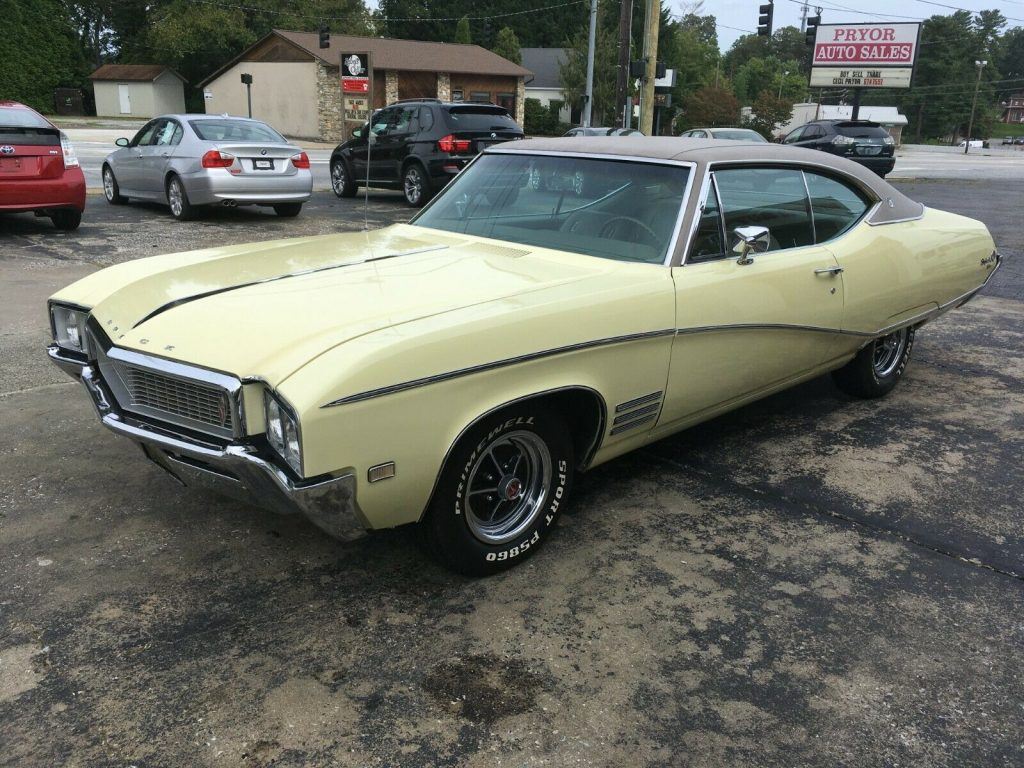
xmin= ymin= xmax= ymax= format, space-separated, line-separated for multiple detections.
xmin=0 ymin=146 xmax=14 ymax=155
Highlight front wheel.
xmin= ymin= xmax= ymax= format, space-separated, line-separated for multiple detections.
xmin=273 ymin=202 xmax=303 ymax=217
xmin=331 ymin=159 xmax=357 ymax=197
xmin=832 ymin=326 xmax=915 ymax=399
xmin=402 ymin=163 xmax=432 ymax=207
xmin=421 ymin=404 xmax=574 ymax=576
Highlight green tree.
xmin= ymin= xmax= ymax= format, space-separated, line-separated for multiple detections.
xmin=745 ymin=90 xmax=793 ymax=139
xmin=681 ymin=85 xmax=739 ymax=128
xmin=0 ymin=0 xmax=87 ymax=111
xmin=492 ymin=26 xmax=522 ymax=65
xmin=454 ymin=16 xmax=471 ymax=44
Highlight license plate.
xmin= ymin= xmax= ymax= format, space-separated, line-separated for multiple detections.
xmin=0 ymin=158 xmax=21 ymax=172
xmin=253 ymin=159 xmax=274 ymax=170
xmin=476 ymin=141 xmax=494 ymax=151
xmin=856 ymin=145 xmax=882 ymax=156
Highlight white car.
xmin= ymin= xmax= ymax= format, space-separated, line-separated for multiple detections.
xmin=958 ymin=139 xmax=986 ymax=149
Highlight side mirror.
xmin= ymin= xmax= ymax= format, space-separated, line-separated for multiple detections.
xmin=351 ymin=127 xmax=363 ymax=139
xmin=732 ymin=226 xmax=770 ymax=265
xmin=115 ymin=137 xmax=130 ymax=147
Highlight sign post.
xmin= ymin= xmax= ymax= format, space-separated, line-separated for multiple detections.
xmin=340 ymin=51 xmax=372 ymax=140
xmin=809 ymin=22 xmax=921 ymax=119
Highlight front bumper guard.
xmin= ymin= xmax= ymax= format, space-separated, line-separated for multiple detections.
xmin=65 ymin=360 xmax=367 ymax=541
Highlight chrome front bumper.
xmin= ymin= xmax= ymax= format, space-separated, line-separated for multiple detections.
xmin=48 ymin=347 xmax=367 ymax=541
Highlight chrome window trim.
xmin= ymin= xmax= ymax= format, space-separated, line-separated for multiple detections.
xmin=801 ymin=170 xmax=817 ymax=245
xmin=412 ymin=149 xmax=697 ymax=268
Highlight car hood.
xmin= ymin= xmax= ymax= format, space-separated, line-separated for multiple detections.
xmin=86 ymin=224 xmax=612 ymax=385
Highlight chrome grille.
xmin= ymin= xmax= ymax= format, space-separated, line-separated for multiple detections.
xmin=113 ymin=362 xmax=233 ymax=432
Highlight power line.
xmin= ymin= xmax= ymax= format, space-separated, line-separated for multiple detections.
xmin=906 ymin=0 xmax=1024 ymax=24
xmin=189 ymin=0 xmax=587 ymax=22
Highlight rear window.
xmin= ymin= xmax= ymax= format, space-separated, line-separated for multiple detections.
xmin=189 ymin=119 xmax=285 ymax=143
xmin=711 ymin=129 xmax=767 ymax=142
xmin=443 ymin=106 xmax=519 ymax=132
xmin=0 ymin=107 xmax=52 ymax=129
xmin=833 ymin=122 xmax=890 ymax=139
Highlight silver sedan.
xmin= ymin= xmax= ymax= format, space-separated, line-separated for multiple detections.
xmin=101 ymin=114 xmax=313 ymax=220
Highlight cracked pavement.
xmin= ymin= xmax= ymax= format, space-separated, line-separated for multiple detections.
xmin=1 ymin=182 xmax=1022 ymax=767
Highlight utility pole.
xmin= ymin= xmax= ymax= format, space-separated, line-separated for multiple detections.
xmin=799 ymin=2 xmax=809 ymax=34
xmin=614 ymin=0 xmax=632 ymax=128
xmin=639 ymin=0 xmax=660 ymax=134
xmin=965 ymin=59 xmax=987 ymax=154
xmin=583 ymin=0 xmax=599 ymax=127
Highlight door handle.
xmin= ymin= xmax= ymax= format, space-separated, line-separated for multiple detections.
xmin=814 ymin=266 xmax=844 ymax=276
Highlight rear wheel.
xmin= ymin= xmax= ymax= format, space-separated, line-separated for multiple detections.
xmin=421 ymin=404 xmax=574 ymax=576
xmin=832 ymin=326 xmax=915 ymax=399
xmin=273 ymin=202 xmax=303 ymax=217
xmin=166 ymin=175 xmax=194 ymax=221
xmin=403 ymin=163 xmax=432 ymax=207
xmin=330 ymin=159 xmax=357 ymax=197
xmin=50 ymin=209 xmax=81 ymax=231
xmin=102 ymin=165 xmax=125 ymax=204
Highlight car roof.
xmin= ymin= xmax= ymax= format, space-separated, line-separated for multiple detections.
xmin=156 ymin=114 xmax=269 ymax=122
xmin=488 ymin=136 xmax=921 ymax=224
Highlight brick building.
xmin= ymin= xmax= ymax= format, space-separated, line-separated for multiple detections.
xmin=1000 ymin=91 xmax=1024 ymax=125
xmin=197 ymin=30 xmax=530 ymax=141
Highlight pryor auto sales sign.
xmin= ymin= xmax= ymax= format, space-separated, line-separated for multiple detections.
xmin=813 ymin=23 xmax=919 ymax=66
xmin=810 ymin=22 xmax=921 ymax=89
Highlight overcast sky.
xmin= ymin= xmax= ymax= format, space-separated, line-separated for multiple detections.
xmin=681 ymin=0 xmax=1024 ymax=50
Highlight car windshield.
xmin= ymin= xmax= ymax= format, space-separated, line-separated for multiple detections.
xmin=834 ymin=122 xmax=890 ymax=140
xmin=0 ymin=107 xmax=51 ymax=129
xmin=443 ymin=106 xmax=518 ymax=131
xmin=412 ymin=153 xmax=690 ymax=264
xmin=189 ymin=119 xmax=286 ymax=143
xmin=711 ymin=129 xmax=766 ymax=142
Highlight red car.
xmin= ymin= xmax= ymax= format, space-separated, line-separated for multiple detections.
xmin=0 ymin=101 xmax=85 ymax=230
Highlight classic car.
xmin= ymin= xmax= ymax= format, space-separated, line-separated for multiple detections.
xmin=47 ymin=138 xmax=1001 ymax=575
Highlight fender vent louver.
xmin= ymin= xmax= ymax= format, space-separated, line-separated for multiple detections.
xmin=610 ymin=391 xmax=663 ymax=435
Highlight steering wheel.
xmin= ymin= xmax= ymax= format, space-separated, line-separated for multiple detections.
xmin=600 ymin=215 xmax=660 ymax=246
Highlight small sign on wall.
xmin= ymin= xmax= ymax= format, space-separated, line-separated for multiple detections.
xmin=341 ymin=53 xmax=370 ymax=93
xmin=203 ymin=88 xmax=213 ymax=101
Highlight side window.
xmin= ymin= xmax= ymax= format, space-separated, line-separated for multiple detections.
xmin=154 ymin=120 xmax=178 ymax=146
xmin=170 ymin=122 xmax=184 ymax=145
xmin=782 ymin=127 xmax=804 ymax=144
xmin=805 ymin=171 xmax=872 ymax=242
xmin=714 ymin=167 xmax=814 ymax=251
xmin=688 ymin=178 xmax=725 ymax=262
xmin=131 ymin=120 xmax=160 ymax=147
xmin=803 ymin=125 xmax=824 ymax=140
xmin=391 ymin=106 xmax=418 ymax=134
xmin=418 ymin=106 xmax=434 ymax=132
xmin=370 ymin=108 xmax=393 ymax=136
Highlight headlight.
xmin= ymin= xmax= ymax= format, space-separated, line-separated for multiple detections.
xmin=50 ymin=304 xmax=87 ymax=353
xmin=264 ymin=392 xmax=302 ymax=475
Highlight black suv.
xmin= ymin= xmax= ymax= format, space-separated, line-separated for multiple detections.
xmin=329 ymin=99 xmax=524 ymax=207
xmin=782 ymin=120 xmax=896 ymax=177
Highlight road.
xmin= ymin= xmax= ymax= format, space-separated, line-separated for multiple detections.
xmin=1 ymin=180 xmax=1022 ymax=767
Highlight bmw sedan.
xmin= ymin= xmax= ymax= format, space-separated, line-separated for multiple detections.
xmin=101 ymin=115 xmax=312 ymax=220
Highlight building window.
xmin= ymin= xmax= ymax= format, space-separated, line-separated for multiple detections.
xmin=497 ymin=92 xmax=515 ymax=114
xmin=452 ymin=89 xmax=464 ymax=101
xmin=470 ymin=91 xmax=491 ymax=103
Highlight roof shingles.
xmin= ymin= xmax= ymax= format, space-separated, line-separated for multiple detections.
xmin=90 ymin=64 xmax=185 ymax=82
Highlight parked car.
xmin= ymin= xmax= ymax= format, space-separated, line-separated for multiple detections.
xmin=782 ymin=120 xmax=895 ymax=177
xmin=563 ymin=127 xmax=645 ymax=137
xmin=957 ymin=138 xmax=989 ymax=149
xmin=0 ymin=101 xmax=85 ymax=230
xmin=1001 ymin=136 xmax=1016 ymax=145
xmin=330 ymin=99 xmax=524 ymax=207
xmin=1015 ymin=136 xmax=1024 ymax=145
xmin=101 ymin=114 xmax=312 ymax=220
xmin=47 ymin=138 xmax=1000 ymax=575
xmin=679 ymin=127 xmax=767 ymax=142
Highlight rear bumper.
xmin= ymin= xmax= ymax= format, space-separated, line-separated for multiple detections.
xmin=849 ymin=154 xmax=895 ymax=174
xmin=0 ymin=167 xmax=86 ymax=212
xmin=48 ymin=345 xmax=368 ymax=541
xmin=183 ymin=168 xmax=313 ymax=206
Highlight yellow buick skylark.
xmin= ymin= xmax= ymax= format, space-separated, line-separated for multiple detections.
xmin=47 ymin=138 xmax=1001 ymax=574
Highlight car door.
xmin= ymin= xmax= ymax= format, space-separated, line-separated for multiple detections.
xmin=658 ymin=165 xmax=846 ymax=429
xmin=114 ymin=119 xmax=159 ymax=194
xmin=140 ymin=119 xmax=181 ymax=196
xmin=782 ymin=126 xmax=805 ymax=146
xmin=367 ymin=106 xmax=411 ymax=182
xmin=130 ymin=118 xmax=169 ymax=198
xmin=798 ymin=124 xmax=827 ymax=150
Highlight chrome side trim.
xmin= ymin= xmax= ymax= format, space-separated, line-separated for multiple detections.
xmin=321 ymin=329 xmax=675 ymax=408
xmin=675 ymin=323 xmax=874 ymax=338
xmin=612 ymin=402 xmax=660 ymax=425
xmin=133 ymin=244 xmax=450 ymax=328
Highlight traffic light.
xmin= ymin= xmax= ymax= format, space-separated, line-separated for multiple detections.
xmin=805 ymin=14 xmax=821 ymax=46
xmin=757 ymin=2 xmax=774 ymax=37
xmin=319 ymin=25 xmax=330 ymax=49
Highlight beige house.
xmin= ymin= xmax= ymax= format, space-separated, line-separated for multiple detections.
xmin=89 ymin=65 xmax=186 ymax=118
xmin=197 ymin=30 xmax=531 ymax=141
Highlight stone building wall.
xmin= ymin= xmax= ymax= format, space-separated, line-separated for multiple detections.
xmin=385 ymin=71 xmax=399 ymax=104
xmin=437 ymin=72 xmax=451 ymax=101
xmin=316 ymin=62 xmax=343 ymax=142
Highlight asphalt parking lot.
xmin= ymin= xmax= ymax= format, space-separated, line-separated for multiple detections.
xmin=1 ymin=177 xmax=1022 ymax=766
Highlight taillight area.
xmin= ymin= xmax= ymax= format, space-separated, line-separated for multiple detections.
xmin=59 ymin=132 xmax=79 ymax=169
xmin=437 ymin=134 xmax=472 ymax=153
xmin=291 ymin=151 xmax=310 ymax=169
xmin=201 ymin=150 xmax=236 ymax=168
